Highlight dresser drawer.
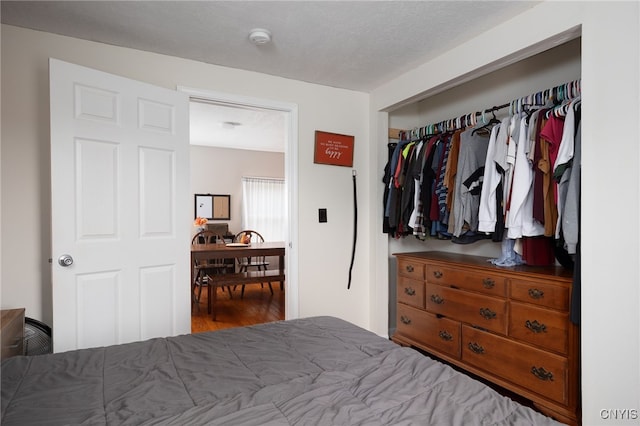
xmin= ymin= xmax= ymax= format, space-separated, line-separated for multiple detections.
xmin=510 ymin=279 xmax=569 ymax=311
xmin=397 ymin=304 xmax=461 ymax=359
xmin=425 ymin=284 xmax=508 ymax=335
xmin=462 ymin=325 xmax=568 ymax=405
xmin=397 ymin=258 xmax=425 ymax=281
xmin=425 ymin=265 xmax=507 ymax=297
xmin=397 ymin=276 xmax=425 ymax=309
xmin=509 ymin=302 xmax=569 ymax=355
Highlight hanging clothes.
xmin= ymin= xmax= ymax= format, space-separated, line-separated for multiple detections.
xmin=539 ymin=113 xmax=564 ymax=237
xmin=382 ymin=79 xmax=581 ymax=263
xmin=415 ymin=136 xmax=440 ymax=237
xmin=443 ymin=130 xmax=462 ymax=217
xmin=554 ymin=98 xmax=581 ymax=240
xmin=399 ymin=141 xmax=419 ymax=233
xmin=432 ymin=133 xmax=453 ymax=239
xmin=559 ymin=108 xmax=581 ymax=254
xmin=478 ymin=116 xmax=510 ymax=240
xmin=530 ymin=108 xmax=548 ymax=227
xmin=384 ymin=139 xmax=412 ymax=236
xmin=382 ymin=142 xmax=397 ymax=234
xmin=408 ymin=139 xmax=425 ymax=235
xmin=450 ymin=128 xmax=490 ymax=237
xmin=478 ymin=123 xmax=501 ymax=233
xmin=506 ymin=113 xmax=544 ymax=239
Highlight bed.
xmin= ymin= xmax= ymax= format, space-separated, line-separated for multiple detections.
xmin=1 ymin=316 xmax=564 ymax=425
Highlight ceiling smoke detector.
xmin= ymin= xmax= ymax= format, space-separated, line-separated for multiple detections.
xmin=249 ymin=28 xmax=271 ymax=45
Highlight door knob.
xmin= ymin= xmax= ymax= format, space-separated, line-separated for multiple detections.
xmin=58 ymin=254 xmax=74 ymax=267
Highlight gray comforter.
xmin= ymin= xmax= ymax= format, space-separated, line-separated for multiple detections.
xmin=1 ymin=316 xmax=563 ymax=425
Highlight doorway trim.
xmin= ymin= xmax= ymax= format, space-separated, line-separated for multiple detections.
xmin=178 ymin=86 xmax=299 ymax=320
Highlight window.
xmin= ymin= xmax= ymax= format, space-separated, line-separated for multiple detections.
xmin=241 ymin=177 xmax=285 ymax=242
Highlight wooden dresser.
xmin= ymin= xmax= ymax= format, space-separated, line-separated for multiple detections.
xmin=1 ymin=308 xmax=25 ymax=360
xmin=392 ymin=251 xmax=579 ymax=425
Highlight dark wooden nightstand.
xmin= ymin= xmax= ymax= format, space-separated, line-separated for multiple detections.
xmin=1 ymin=308 xmax=25 ymax=360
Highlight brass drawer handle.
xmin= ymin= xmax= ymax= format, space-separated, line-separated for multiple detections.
xmin=439 ymin=331 xmax=453 ymax=341
xmin=430 ymin=294 xmax=444 ymax=305
xmin=468 ymin=342 xmax=485 ymax=354
xmin=432 ymin=270 xmax=443 ymax=279
xmin=528 ymin=288 xmax=544 ymax=299
xmin=404 ymin=287 xmax=416 ymax=296
xmin=405 ymin=265 xmax=414 ymax=273
xmin=525 ymin=319 xmax=547 ymax=333
xmin=479 ymin=307 xmax=497 ymax=320
xmin=482 ymin=278 xmax=495 ymax=289
xmin=531 ymin=366 xmax=554 ymax=381
xmin=400 ymin=315 xmax=411 ymax=325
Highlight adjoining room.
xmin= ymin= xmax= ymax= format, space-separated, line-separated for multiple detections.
xmin=188 ymin=99 xmax=287 ymax=332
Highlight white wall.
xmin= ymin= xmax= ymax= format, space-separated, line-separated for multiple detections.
xmin=370 ymin=2 xmax=639 ymax=425
xmin=0 ymin=25 xmax=372 ymax=331
xmin=190 ymin=145 xmax=284 ymax=236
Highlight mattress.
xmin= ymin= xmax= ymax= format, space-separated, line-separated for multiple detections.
xmin=1 ymin=316 xmax=564 ymax=425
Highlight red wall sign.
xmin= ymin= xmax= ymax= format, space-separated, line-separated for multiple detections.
xmin=313 ymin=131 xmax=354 ymax=167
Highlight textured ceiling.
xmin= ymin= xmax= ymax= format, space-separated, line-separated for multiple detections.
xmin=189 ymin=100 xmax=286 ymax=152
xmin=1 ymin=0 xmax=539 ymax=151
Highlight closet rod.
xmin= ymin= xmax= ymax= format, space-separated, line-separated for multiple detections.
xmin=397 ymin=78 xmax=581 ymax=140
xmin=510 ymin=78 xmax=581 ymax=115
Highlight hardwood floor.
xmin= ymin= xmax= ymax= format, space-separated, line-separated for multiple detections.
xmin=191 ymin=283 xmax=285 ymax=333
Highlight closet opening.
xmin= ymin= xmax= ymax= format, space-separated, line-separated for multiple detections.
xmin=386 ymin=36 xmax=582 ymax=332
xmin=384 ymin=37 xmax=582 ymax=425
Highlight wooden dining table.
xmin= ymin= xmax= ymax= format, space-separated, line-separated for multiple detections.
xmin=191 ymin=241 xmax=286 ymax=320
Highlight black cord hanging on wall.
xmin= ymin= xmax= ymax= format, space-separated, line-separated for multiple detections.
xmin=348 ymin=169 xmax=357 ymax=289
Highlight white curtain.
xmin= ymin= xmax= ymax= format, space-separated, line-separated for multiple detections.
xmin=241 ymin=177 xmax=285 ymax=242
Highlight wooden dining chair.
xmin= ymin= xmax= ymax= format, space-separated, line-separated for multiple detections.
xmin=233 ymin=230 xmax=273 ymax=298
xmin=191 ymin=230 xmax=232 ymax=306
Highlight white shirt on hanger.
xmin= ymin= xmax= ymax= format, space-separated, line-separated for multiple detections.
xmin=478 ymin=123 xmax=502 ymax=233
xmin=507 ymin=114 xmax=544 ymax=239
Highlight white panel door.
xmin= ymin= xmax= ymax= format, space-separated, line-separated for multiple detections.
xmin=50 ymin=59 xmax=190 ymax=353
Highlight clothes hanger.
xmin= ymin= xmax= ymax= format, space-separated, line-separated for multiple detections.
xmin=472 ymin=110 xmax=500 ymax=135
xmin=545 ymin=97 xmax=570 ymax=119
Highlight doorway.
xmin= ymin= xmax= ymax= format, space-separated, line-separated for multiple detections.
xmin=180 ymin=87 xmax=299 ymax=330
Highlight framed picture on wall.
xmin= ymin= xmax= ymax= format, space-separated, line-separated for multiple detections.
xmin=195 ymin=194 xmax=231 ymax=220
xmin=314 ymin=130 xmax=354 ymax=167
